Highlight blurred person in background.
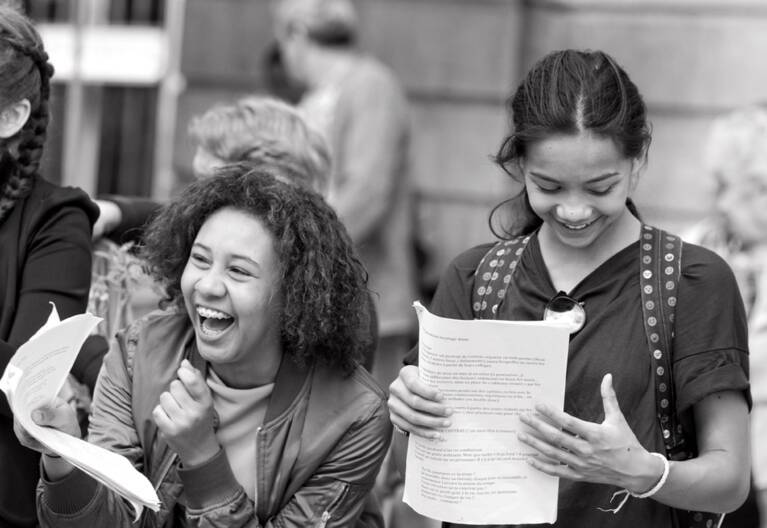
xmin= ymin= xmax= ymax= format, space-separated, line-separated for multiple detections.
xmin=686 ymin=103 xmax=767 ymax=528
xmin=0 ymin=5 xmax=98 ymax=527
xmin=92 ymin=95 xmax=332 ymax=242
xmin=271 ymin=0 xmax=417 ymax=415
xmin=271 ymin=1 xmax=424 ymax=525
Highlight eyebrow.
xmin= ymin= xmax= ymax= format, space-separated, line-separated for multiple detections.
xmin=529 ymin=171 xmax=620 ymax=184
xmin=192 ymin=242 xmax=262 ymax=269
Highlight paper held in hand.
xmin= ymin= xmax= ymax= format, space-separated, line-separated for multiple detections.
xmin=402 ymin=301 xmax=570 ymax=525
xmin=0 ymin=304 xmax=161 ymax=519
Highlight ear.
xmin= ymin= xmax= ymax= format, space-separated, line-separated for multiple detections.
xmin=508 ymin=157 xmax=526 ymax=184
xmin=0 ymin=99 xmax=32 ymax=139
xmin=628 ymin=148 xmax=648 ymax=194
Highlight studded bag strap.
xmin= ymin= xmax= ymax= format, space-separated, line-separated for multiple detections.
xmin=638 ymin=224 xmax=684 ymax=453
xmin=471 ymin=235 xmax=533 ymax=320
xmin=640 ymin=226 xmax=724 ymax=528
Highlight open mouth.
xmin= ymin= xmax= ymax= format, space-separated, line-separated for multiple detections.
xmin=196 ymin=306 xmax=234 ymax=337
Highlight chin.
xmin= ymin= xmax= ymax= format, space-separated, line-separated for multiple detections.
xmin=194 ymin=335 xmax=231 ymax=364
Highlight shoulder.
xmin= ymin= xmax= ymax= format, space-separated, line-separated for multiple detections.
xmin=429 ymin=242 xmax=500 ymax=320
xmin=680 ymin=240 xmax=738 ymax=286
xmin=353 ymin=55 xmax=400 ymax=87
xmin=309 ymin=363 xmax=390 ymax=435
xmin=447 ymin=242 xmax=499 ymax=276
xmin=313 ymin=363 xmax=387 ymax=412
xmin=116 ymin=308 xmax=191 ymax=373
xmin=26 ymin=177 xmax=99 ymax=225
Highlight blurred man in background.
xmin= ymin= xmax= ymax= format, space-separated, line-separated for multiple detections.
xmin=271 ymin=1 xmax=426 ymax=526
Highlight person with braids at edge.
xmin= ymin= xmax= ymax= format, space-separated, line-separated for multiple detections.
xmin=0 ymin=6 xmax=98 ymax=528
xmin=387 ymin=49 xmax=751 ymax=527
xmin=15 ymin=166 xmax=390 ymax=527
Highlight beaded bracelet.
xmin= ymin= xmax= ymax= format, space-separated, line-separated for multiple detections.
xmin=630 ymin=452 xmax=670 ymax=498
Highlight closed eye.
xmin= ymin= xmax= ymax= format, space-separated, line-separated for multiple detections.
xmin=190 ymin=252 xmax=210 ymax=267
xmin=229 ymin=266 xmax=253 ymax=279
xmin=535 ymin=184 xmax=561 ymax=194
xmin=588 ymin=184 xmax=616 ymax=196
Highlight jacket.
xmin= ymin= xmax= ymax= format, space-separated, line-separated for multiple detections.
xmin=37 ymin=309 xmax=392 ymax=527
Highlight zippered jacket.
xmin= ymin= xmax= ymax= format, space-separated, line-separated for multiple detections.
xmin=36 ymin=309 xmax=392 ymax=527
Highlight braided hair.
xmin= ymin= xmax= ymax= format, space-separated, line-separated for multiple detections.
xmin=0 ymin=5 xmax=54 ymax=223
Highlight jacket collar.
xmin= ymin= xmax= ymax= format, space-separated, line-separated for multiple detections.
xmin=186 ymin=339 xmax=312 ymax=424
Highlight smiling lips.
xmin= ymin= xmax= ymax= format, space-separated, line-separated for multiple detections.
xmin=196 ymin=306 xmax=234 ymax=336
xmin=557 ymin=217 xmax=598 ymax=231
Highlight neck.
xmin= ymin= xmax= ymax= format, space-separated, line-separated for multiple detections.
xmin=209 ymin=345 xmax=283 ymax=389
xmin=538 ymin=209 xmax=641 ymax=293
xmin=303 ymin=46 xmax=356 ymax=88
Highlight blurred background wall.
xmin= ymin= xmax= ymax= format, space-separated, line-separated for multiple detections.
xmin=27 ymin=0 xmax=767 ymax=288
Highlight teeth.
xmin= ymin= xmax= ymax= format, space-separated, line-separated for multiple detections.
xmin=561 ymin=220 xmax=592 ymax=231
xmin=197 ymin=307 xmax=231 ymax=319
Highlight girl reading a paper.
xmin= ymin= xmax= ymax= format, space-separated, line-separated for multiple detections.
xmin=15 ymin=167 xmax=391 ymax=527
xmin=387 ymin=49 xmax=751 ymax=527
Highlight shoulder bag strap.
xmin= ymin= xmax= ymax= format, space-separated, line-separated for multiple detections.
xmin=639 ymin=224 xmax=684 ymax=454
xmin=639 ymin=226 xmax=724 ymax=528
xmin=472 ymin=234 xmax=532 ymax=320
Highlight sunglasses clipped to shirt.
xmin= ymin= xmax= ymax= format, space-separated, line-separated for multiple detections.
xmin=543 ymin=291 xmax=586 ymax=334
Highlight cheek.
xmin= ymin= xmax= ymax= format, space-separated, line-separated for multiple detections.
xmin=180 ymin=264 xmax=196 ymax=299
xmin=525 ymin=189 xmax=552 ymax=216
xmin=601 ymin=195 xmax=629 ymax=215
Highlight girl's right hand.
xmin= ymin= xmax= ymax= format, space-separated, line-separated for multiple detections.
xmin=387 ymin=365 xmax=453 ymax=438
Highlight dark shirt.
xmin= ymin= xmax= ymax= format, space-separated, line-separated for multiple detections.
xmin=408 ymin=233 xmax=749 ymax=527
xmin=0 ymin=171 xmax=97 ymax=528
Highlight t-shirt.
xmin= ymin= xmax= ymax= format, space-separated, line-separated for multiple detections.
xmin=407 ymin=232 xmax=750 ymax=527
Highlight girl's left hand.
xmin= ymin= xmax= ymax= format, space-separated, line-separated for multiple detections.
xmin=152 ymin=359 xmax=220 ymax=467
xmin=518 ymin=373 xmax=663 ymax=494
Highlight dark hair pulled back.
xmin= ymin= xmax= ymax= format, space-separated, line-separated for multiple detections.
xmin=491 ymin=49 xmax=651 ymax=238
xmin=0 ymin=5 xmax=55 ymax=223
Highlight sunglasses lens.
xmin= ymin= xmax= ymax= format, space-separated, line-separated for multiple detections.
xmin=547 ymin=296 xmax=575 ymax=313
xmin=544 ymin=294 xmax=586 ymax=334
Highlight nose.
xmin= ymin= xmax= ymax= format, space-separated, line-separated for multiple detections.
xmin=195 ymin=269 xmax=226 ymax=298
xmin=556 ymin=202 xmax=594 ymax=223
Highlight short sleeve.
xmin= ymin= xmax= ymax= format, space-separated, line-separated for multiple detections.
xmin=672 ymin=243 xmax=751 ymax=413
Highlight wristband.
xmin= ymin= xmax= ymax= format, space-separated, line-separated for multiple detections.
xmin=597 ymin=452 xmax=670 ymax=514
xmin=630 ymin=452 xmax=670 ymax=498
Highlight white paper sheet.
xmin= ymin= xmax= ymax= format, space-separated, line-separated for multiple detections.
xmin=402 ymin=301 xmax=570 ymax=525
xmin=0 ymin=304 xmax=160 ymax=519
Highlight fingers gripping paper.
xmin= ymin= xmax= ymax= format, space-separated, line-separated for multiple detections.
xmin=403 ymin=302 xmax=569 ymax=525
xmin=0 ymin=304 xmax=160 ymax=520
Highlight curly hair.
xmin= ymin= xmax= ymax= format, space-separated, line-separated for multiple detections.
xmin=0 ymin=5 xmax=54 ymax=223
xmin=141 ymin=164 xmax=371 ymax=374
